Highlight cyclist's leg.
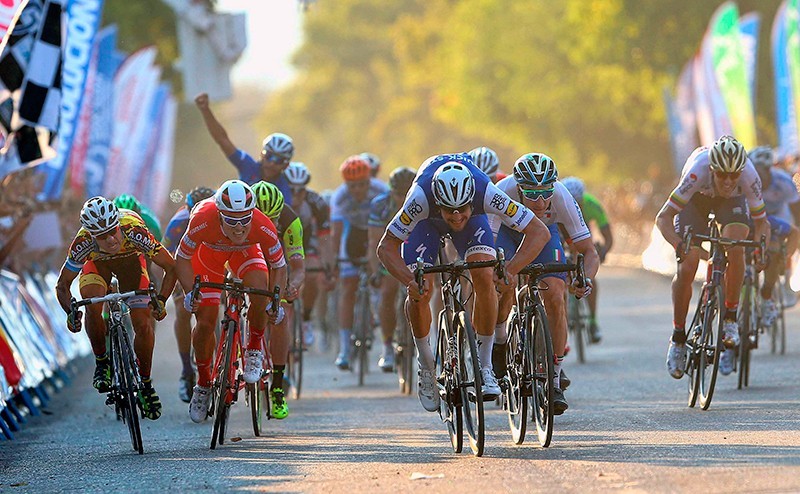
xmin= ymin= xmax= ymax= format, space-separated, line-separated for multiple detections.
xmin=189 ymin=245 xmax=226 ymax=388
xmin=336 ymin=267 xmax=359 ymax=368
xmin=78 ymin=261 xmax=112 ymax=391
xmin=718 ymin=196 xmax=750 ymax=334
xmin=173 ymin=288 xmax=195 ymax=401
xmin=532 ymin=225 xmax=568 ymax=386
xmin=378 ymin=271 xmax=400 ymax=369
xmin=301 ymin=254 xmax=323 ymax=344
xmin=761 ymin=216 xmax=791 ymax=301
xmin=493 ymin=225 xmax=522 ymax=377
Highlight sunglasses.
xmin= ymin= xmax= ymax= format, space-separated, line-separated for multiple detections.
xmin=519 ymin=187 xmax=555 ymax=201
xmin=440 ymin=204 xmax=472 ymax=215
xmin=263 ymin=153 xmax=291 ymax=166
xmin=713 ymin=170 xmax=742 ymax=181
xmin=219 ymin=211 xmax=253 ymax=227
xmin=92 ymin=226 xmax=119 ymax=241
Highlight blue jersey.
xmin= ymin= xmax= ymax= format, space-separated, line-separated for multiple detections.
xmin=162 ymin=207 xmax=190 ymax=254
xmin=387 ymin=153 xmax=534 ymax=241
xmin=762 ymin=168 xmax=800 ymax=222
xmin=368 ymin=192 xmax=398 ymax=229
xmin=227 ymin=148 xmax=293 ymax=206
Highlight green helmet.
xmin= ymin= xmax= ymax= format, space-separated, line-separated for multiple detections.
xmin=251 ymin=181 xmax=284 ymax=219
xmin=114 ymin=194 xmax=141 ymax=213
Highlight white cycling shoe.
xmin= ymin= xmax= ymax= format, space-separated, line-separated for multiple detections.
xmin=243 ymin=350 xmax=264 ymax=384
xmin=189 ymin=385 xmax=211 ymax=423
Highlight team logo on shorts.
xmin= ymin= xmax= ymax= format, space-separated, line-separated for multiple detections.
xmin=400 ymin=211 xmax=412 ymax=225
xmin=505 ymin=202 xmax=519 ymax=217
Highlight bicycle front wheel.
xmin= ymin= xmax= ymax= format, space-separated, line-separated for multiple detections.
xmin=699 ymin=285 xmax=724 ymax=410
xmin=530 ymin=303 xmax=554 ymax=447
xmin=737 ymin=280 xmax=754 ymax=390
xmin=436 ymin=310 xmax=462 ymax=453
xmin=568 ymin=295 xmax=585 ymax=364
xmin=396 ymin=297 xmax=415 ymax=395
xmin=504 ymin=313 xmax=527 ymax=445
xmin=353 ymin=286 xmax=371 ymax=386
xmin=247 ymin=379 xmax=267 ymax=436
xmin=116 ymin=327 xmax=143 ymax=454
xmin=289 ymin=299 xmax=304 ymax=400
xmin=211 ymin=320 xmax=236 ymax=449
xmin=456 ymin=311 xmax=484 ymax=457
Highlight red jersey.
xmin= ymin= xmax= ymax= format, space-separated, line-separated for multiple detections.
xmin=176 ymin=198 xmax=286 ymax=267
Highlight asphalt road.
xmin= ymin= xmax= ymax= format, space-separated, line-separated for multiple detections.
xmin=2 ymin=266 xmax=800 ymax=493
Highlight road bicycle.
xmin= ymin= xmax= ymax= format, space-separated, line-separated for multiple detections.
xmin=190 ymin=276 xmax=278 ymax=448
xmin=413 ymin=237 xmax=505 ymax=457
xmin=504 ymin=256 xmax=585 ymax=447
xmin=339 ymin=258 xmax=373 ymax=386
xmin=767 ymin=241 xmax=790 ymax=355
xmin=565 ymin=261 xmax=590 ymax=364
xmin=70 ymin=278 xmax=160 ymax=455
xmin=394 ymin=289 xmax=415 ymax=395
xmin=287 ymin=297 xmax=303 ymax=399
xmin=737 ymin=247 xmax=760 ymax=390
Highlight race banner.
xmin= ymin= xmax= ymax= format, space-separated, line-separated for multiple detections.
xmin=708 ymin=1 xmax=756 ymax=149
xmin=673 ymin=60 xmax=698 ymax=171
xmin=148 ymin=94 xmax=176 ymax=217
xmin=40 ymin=0 xmax=104 ymax=200
xmin=774 ymin=0 xmax=799 ymax=158
xmin=693 ymin=52 xmax=717 ymax=146
xmin=786 ymin=0 xmax=800 ymax=158
xmin=83 ymin=25 xmax=120 ymax=198
xmin=739 ymin=12 xmax=760 ymax=112
xmin=133 ymin=82 xmax=168 ymax=201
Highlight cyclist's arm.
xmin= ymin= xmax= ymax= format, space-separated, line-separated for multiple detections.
xmin=655 ymin=202 xmax=682 ymax=249
xmin=753 ymin=215 xmax=771 ymax=248
xmin=270 ymin=264 xmax=288 ymax=301
xmin=283 ymin=217 xmax=305 ymax=292
xmin=506 ymin=214 xmax=551 ymax=277
xmin=368 ymin=225 xmax=383 ymax=276
xmin=331 ymin=219 xmax=343 ymax=272
xmin=175 ymin=254 xmax=196 ymax=295
xmin=55 ymin=263 xmax=79 ymax=313
xmin=150 ymin=248 xmax=178 ymax=300
xmin=377 ymin=230 xmax=414 ymax=287
xmin=572 ymin=237 xmax=600 ymax=279
xmin=195 ymin=92 xmax=237 ymax=157
xmin=286 ymin=256 xmax=304 ymax=299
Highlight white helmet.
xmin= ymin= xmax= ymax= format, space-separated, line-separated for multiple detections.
xmin=432 ymin=162 xmax=475 ymax=209
xmin=747 ymin=146 xmax=774 ymax=170
xmin=360 ymin=152 xmax=381 ymax=172
xmin=215 ymin=180 xmax=256 ymax=213
xmin=261 ymin=132 xmax=294 ymax=159
xmin=709 ymin=135 xmax=747 ymax=173
xmin=80 ymin=196 xmax=120 ymax=235
xmin=285 ymin=162 xmax=311 ymax=186
xmin=560 ymin=177 xmax=585 ymax=202
xmin=468 ymin=146 xmax=499 ymax=177
xmin=513 ymin=153 xmax=558 ymax=187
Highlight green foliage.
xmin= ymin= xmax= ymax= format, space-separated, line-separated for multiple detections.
xmin=259 ymin=0 xmax=787 ymax=188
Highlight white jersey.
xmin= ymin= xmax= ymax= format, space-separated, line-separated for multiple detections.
xmin=491 ymin=177 xmax=591 ymax=243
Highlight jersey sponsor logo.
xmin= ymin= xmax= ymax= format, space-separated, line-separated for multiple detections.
xmin=678 ymin=174 xmax=697 ymax=195
xmin=268 ymin=245 xmax=281 ymax=256
xmin=399 ymin=211 xmax=412 ymax=225
xmin=415 ymin=243 xmax=427 ymax=260
xmin=189 ymin=223 xmax=207 ymax=235
xmin=505 ymin=202 xmax=519 ymax=217
xmin=407 ymin=199 xmax=423 ymax=218
xmin=127 ymin=229 xmax=159 ymax=253
xmin=474 ymin=227 xmax=486 ymax=243
xmin=489 ymin=193 xmax=507 ymax=211
xmin=72 ymin=238 xmax=94 ymax=254
xmin=260 ymin=225 xmax=279 ymax=240
xmin=513 ymin=208 xmax=530 ymax=228
xmin=183 ymin=238 xmax=197 ymax=249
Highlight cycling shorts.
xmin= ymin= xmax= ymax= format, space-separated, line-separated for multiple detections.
xmin=79 ymin=254 xmax=151 ymax=309
xmin=767 ymin=215 xmax=793 ymax=239
xmin=402 ymin=215 xmax=496 ymax=267
xmin=191 ymin=243 xmax=269 ymax=306
xmin=496 ymin=223 xmax=566 ymax=281
xmin=675 ymin=194 xmax=749 ymax=247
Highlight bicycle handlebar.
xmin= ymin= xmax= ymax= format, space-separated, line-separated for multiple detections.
xmin=519 ymin=254 xmax=585 ymax=284
xmin=413 ymin=249 xmax=507 ymax=296
xmin=681 ymin=227 xmax=767 ymax=265
xmin=70 ymin=284 xmax=159 ymax=313
xmin=190 ymin=275 xmax=276 ymax=298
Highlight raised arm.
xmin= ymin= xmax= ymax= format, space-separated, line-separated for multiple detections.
xmin=194 ymin=92 xmax=237 ymax=157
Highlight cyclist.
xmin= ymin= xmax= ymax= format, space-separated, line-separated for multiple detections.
xmin=368 ymin=166 xmax=417 ymax=372
xmin=175 ymin=180 xmax=288 ymax=423
xmin=468 ymin=146 xmax=503 ymax=184
xmin=194 ymin=92 xmax=294 ymax=202
xmin=55 ymin=197 xmax=177 ymax=420
xmin=331 ymin=155 xmax=389 ymax=370
xmin=113 ymin=194 xmax=163 ymax=240
xmin=252 ymin=180 xmax=305 ymax=419
xmin=284 ymin=162 xmax=335 ymax=346
xmin=560 ymin=176 xmax=613 ymax=343
xmin=656 ymin=136 xmax=770 ymax=378
xmin=377 ymin=153 xmax=551 ymax=412
xmin=161 ymin=186 xmax=216 ymax=403
xmin=361 ymin=152 xmax=382 ymax=179
xmin=750 ymin=145 xmax=800 ymax=325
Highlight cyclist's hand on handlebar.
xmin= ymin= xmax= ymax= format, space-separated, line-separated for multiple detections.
xmin=151 ymin=297 xmax=168 ymax=321
xmin=184 ymin=292 xmax=202 ymax=313
xmin=285 ymin=284 xmax=300 ymax=301
xmin=754 ymin=248 xmax=768 ymax=272
xmin=66 ymin=310 xmax=82 ymax=333
xmin=406 ymin=278 xmax=429 ymax=302
xmin=266 ymin=302 xmax=286 ymax=325
xmin=572 ymin=276 xmax=593 ymax=299
xmin=493 ymin=270 xmax=516 ymax=293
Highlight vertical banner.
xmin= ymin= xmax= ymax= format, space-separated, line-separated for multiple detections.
xmin=774 ymin=1 xmax=799 ymax=158
xmin=739 ymin=12 xmax=760 ymax=113
xmin=39 ymin=0 xmax=104 ymax=200
xmin=693 ymin=53 xmax=716 ymax=146
xmin=83 ymin=25 xmax=120 ymax=198
xmin=708 ymin=1 xmax=757 ymax=149
xmin=786 ymin=0 xmax=800 ymax=158
xmin=674 ymin=60 xmax=698 ymax=170
xmin=701 ymin=31 xmax=733 ymax=142
xmin=149 ymin=94 xmax=176 ymax=217
xmin=133 ymin=83 xmax=167 ymax=201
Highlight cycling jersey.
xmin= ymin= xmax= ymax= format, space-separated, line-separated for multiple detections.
xmin=293 ymin=189 xmax=330 ymax=256
xmin=667 ymin=147 xmax=766 ymax=220
xmin=65 ymin=210 xmax=162 ymax=273
xmin=368 ymin=192 xmax=398 ymax=229
xmin=138 ymin=204 xmax=163 ymax=240
xmin=161 ymin=206 xmax=190 ymax=254
xmin=762 ymin=167 xmax=800 ymax=222
xmin=227 ymin=148 xmax=293 ymax=206
xmin=176 ymin=198 xmax=286 ymax=268
xmin=331 ymin=179 xmax=389 ymax=262
xmin=581 ymin=192 xmax=609 ymax=229
xmin=493 ymin=177 xmax=590 ymax=243
xmin=273 ymin=204 xmax=304 ymax=259
xmin=387 ymin=153 xmax=534 ymax=242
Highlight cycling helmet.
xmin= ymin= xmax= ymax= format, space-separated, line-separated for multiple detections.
xmin=468 ymin=146 xmax=499 ymax=177
xmin=361 ymin=152 xmax=381 ymax=173
xmin=513 ymin=153 xmax=558 ymax=187
xmin=113 ymin=193 xmax=141 ymax=213
xmin=285 ymin=162 xmax=311 ymax=186
xmin=186 ymin=186 xmax=215 ymax=208
xmin=748 ymin=146 xmax=774 ymax=170
xmin=261 ymin=132 xmax=295 ymax=159
xmin=560 ymin=176 xmax=585 ymax=202
xmin=708 ymin=135 xmax=747 ymax=173
xmin=340 ymin=155 xmax=372 ymax=182
xmin=388 ymin=166 xmax=416 ymax=194
xmin=432 ymin=162 xmax=475 ymax=208
xmin=251 ymin=181 xmax=285 ymax=219
xmin=215 ymin=179 xmax=256 ymax=213
xmin=80 ymin=196 xmax=120 ymax=235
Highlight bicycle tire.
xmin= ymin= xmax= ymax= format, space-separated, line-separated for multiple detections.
xmin=117 ymin=326 xmax=143 ymax=454
xmin=699 ymin=285 xmax=724 ymax=410
xmin=354 ymin=285 xmax=370 ymax=387
xmin=505 ymin=313 xmax=527 ymax=445
xmin=530 ymin=303 xmax=554 ymax=447
xmin=211 ymin=320 xmax=236 ymax=449
xmin=396 ymin=297 xmax=415 ymax=395
xmin=738 ymin=279 xmax=754 ymax=390
xmin=247 ymin=379 xmax=266 ymax=436
xmin=456 ymin=310 xmax=484 ymax=457
xmin=289 ymin=299 xmax=304 ymax=400
xmin=777 ymin=277 xmax=787 ymax=355
xmin=569 ymin=296 xmax=586 ymax=364
xmin=436 ymin=309 xmax=462 ymax=453
xmin=686 ymin=289 xmax=705 ymax=408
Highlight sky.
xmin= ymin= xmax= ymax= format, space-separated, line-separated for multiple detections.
xmin=216 ymin=0 xmax=304 ymax=89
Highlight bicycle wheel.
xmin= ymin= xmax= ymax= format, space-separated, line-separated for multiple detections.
xmin=685 ymin=290 xmax=705 ymax=408
xmin=211 ymin=320 xmax=236 ymax=449
xmin=116 ymin=327 xmax=143 ymax=454
xmin=699 ymin=285 xmax=724 ymax=410
xmin=568 ymin=296 xmax=585 ymax=364
xmin=504 ymin=313 xmax=527 ymax=445
xmin=530 ymin=303 xmax=554 ymax=447
xmin=738 ymin=281 xmax=754 ymax=390
xmin=456 ymin=311 xmax=484 ymax=457
xmin=247 ymin=378 xmax=267 ymax=436
xmin=354 ymin=285 xmax=371 ymax=386
xmin=396 ymin=297 xmax=414 ymax=395
xmin=436 ymin=310 xmax=462 ymax=453
xmin=777 ymin=277 xmax=787 ymax=355
xmin=289 ymin=299 xmax=304 ymax=400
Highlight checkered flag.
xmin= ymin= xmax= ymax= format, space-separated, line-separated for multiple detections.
xmin=17 ymin=0 xmax=61 ymax=131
